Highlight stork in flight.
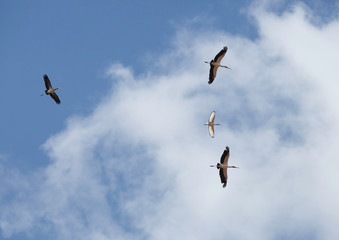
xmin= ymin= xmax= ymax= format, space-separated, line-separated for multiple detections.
xmin=41 ymin=74 xmax=61 ymax=104
xmin=210 ymin=146 xmax=238 ymax=188
xmin=205 ymin=46 xmax=231 ymax=84
xmin=205 ymin=111 xmax=220 ymax=138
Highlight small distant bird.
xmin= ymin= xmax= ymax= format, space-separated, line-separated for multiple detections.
xmin=205 ymin=46 xmax=231 ymax=84
xmin=41 ymin=74 xmax=61 ymax=104
xmin=205 ymin=111 xmax=220 ymax=138
xmin=210 ymin=146 xmax=238 ymax=188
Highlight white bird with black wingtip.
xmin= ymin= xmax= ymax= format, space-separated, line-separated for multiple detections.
xmin=41 ymin=74 xmax=61 ymax=104
xmin=210 ymin=146 xmax=239 ymax=188
xmin=205 ymin=46 xmax=231 ymax=84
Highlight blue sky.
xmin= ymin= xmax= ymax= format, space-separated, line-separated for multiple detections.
xmin=1 ymin=1 xmax=339 ymax=240
xmin=0 ymin=0 xmax=254 ymax=171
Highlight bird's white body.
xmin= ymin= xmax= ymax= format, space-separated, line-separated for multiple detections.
xmin=208 ymin=61 xmax=229 ymax=69
xmin=210 ymin=163 xmax=236 ymax=169
xmin=45 ymin=88 xmax=59 ymax=95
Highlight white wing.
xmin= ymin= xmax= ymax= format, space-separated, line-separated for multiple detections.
xmin=209 ymin=111 xmax=216 ymax=123
xmin=208 ymin=125 xmax=215 ymax=138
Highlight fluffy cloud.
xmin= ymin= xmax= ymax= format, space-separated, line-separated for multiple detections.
xmin=1 ymin=3 xmax=339 ymax=240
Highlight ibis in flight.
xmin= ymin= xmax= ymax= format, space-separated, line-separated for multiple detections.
xmin=41 ymin=74 xmax=61 ymax=104
xmin=205 ymin=111 xmax=220 ymax=138
xmin=205 ymin=46 xmax=231 ymax=84
xmin=210 ymin=146 xmax=238 ymax=188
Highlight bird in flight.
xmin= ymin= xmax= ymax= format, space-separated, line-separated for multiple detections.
xmin=205 ymin=111 xmax=220 ymax=138
xmin=205 ymin=46 xmax=231 ymax=84
xmin=41 ymin=74 xmax=61 ymax=104
xmin=210 ymin=146 xmax=238 ymax=188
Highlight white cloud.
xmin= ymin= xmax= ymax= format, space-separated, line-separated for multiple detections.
xmin=1 ymin=3 xmax=339 ymax=240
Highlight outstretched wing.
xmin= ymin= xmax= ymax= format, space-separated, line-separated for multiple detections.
xmin=209 ymin=111 xmax=216 ymax=123
xmin=208 ymin=125 xmax=215 ymax=138
xmin=43 ymin=74 xmax=52 ymax=90
xmin=213 ymin=46 xmax=228 ymax=63
xmin=208 ymin=63 xmax=217 ymax=84
xmin=220 ymin=146 xmax=230 ymax=165
xmin=219 ymin=168 xmax=228 ymax=186
xmin=50 ymin=92 xmax=61 ymax=104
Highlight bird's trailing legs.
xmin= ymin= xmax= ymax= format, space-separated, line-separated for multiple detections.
xmin=220 ymin=65 xmax=231 ymax=70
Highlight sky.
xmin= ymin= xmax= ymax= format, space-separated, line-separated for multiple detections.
xmin=1 ymin=0 xmax=339 ymax=239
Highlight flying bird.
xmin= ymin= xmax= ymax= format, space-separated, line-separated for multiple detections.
xmin=205 ymin=46 xmax=231 ymax=84
xmin=210 ymin=146 xmax=238 ymax=188
xmin=41 ymin=74 xmax=61 ymax=104
xmin=205 ymin=111 xmax=220 ymax=138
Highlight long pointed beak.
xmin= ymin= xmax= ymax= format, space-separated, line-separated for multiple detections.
xmin=225 ymin=66 xmax=231 ymax=69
